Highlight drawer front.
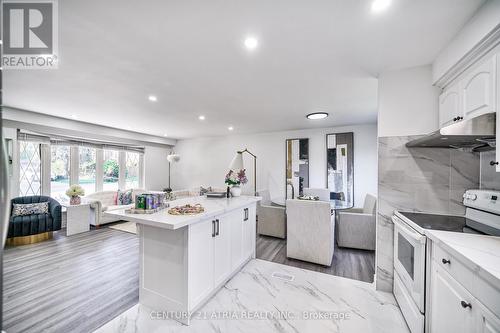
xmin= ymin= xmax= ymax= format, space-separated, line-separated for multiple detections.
xmin=473 ymin=276 xmax=500 ymax=318
xmin=432 ymin=243 xmax=474 ymax=293
xmin=432 ymin=242 xmax=500 ymax=316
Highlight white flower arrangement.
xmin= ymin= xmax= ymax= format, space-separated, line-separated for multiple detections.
xmin=66 ymin=184 xmax=85 ymax=197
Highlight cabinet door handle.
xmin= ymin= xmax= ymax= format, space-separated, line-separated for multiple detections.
xmin=442 ymin=258 xmax=451 ymax=265
xmin=216 ymin=219 xmax=220 ymax=236
xmin=212 ymin=220 xmax=216 ymax=237
xmin=490 ymin=161 xmax=499 ymax=166
xmin=244 ymin=208 xmax=248 ymax=221
xmin=460 ymin=301 xmax=472 ymax=309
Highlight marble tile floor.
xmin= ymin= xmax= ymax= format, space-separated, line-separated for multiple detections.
xmin=95 ymin=259 xmax=409 ymax=333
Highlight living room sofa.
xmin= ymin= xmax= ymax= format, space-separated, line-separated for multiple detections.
xmin=84 ymin=188 xmax=147 ymax=226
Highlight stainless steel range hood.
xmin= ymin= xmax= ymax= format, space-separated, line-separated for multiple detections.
xmin=406 ymin=112 xmax=496 ymax=151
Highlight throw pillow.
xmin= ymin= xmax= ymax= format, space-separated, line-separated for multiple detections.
xmin=12 ymin=202 xmax=49 ymax=217
xmin=117 ymin=190 xmax=133 ymax=205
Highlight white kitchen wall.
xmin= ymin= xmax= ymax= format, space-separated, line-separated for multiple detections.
xmin=171 ymin=124 xmax=377 ymax=208
xmin=378 ymin=65 xmax=440 ymax=137
xmin=144 ymin=146 xmax=170 ymax=191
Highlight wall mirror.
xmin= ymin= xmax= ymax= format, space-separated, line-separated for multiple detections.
xmin=326 ymin=132 xmax=353 ymax=208
xmin=286 ymin=138 xmax=309 ymax=199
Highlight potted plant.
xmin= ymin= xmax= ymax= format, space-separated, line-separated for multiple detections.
xmin=225 ymin=169 xmax=248 ymax=197
xmin=66 ymin=184 xmax=85 ymax=205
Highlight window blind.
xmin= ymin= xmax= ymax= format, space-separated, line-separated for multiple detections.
xmin=18 ymin=131 xmax=145 ymax=154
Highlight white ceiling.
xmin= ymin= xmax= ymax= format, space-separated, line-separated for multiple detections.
xmin=3 ymin=0 xmax=485 ymax=139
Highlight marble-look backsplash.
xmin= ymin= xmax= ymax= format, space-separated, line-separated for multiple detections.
xmin=480 ymin=150 xmax=500 ymax=190
xmin=376 ymin=136 xmax=479 ymax=292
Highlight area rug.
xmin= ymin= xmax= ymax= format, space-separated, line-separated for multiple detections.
xmin=109 ymin=221 xmax=137 ymax=235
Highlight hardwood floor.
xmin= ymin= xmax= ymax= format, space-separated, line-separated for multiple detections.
xmin=3 ymin=228 xmax=139 ymax=333
xmin=256 ymin=235 xmax=375 ymax=283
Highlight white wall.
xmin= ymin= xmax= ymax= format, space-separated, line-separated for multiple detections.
xmin=144 ymin=146 xmax=170 ymax=191
xmin=172 ymin=124 xmax=377 ymax=208
xmin=433 ymin=0 xmax=500 ymax=83
xmin=378 ymin=65 xmax=440 ymax=137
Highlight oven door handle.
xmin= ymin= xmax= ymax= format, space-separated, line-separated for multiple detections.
xmin=392 ymin=216 xmax=426 ymax=244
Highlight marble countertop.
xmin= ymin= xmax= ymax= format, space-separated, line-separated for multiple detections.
xmin=425 ymin=230 xmax=500 ymax=289
xmin=104 ymin=195 xmax=261 ymax=230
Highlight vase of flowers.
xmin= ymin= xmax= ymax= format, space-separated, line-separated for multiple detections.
xmin=225 ymin=169 xmax=248 ymax=197
xmin=66 ymin=184 xmax=85 ymax=205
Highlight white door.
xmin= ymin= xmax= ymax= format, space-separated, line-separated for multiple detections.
xmin=229 ymin=209 xmax=244 ymax=270
xmin=188 ymin=218 xmax=215 ymax=307
xmin=429 ymin=265 xmax=475 ymax=333
xmin=439 ymin=83 xmax=461 ymax=128
xmin=242 ymin=205 xmax=256 ymax=259
xmin=214 ymin=216 xmax=232 ymax=287
xmin=475 ymin=299 xmax=500 ymax=333
xmin=461 ymin=54 xmax=496 ymax=120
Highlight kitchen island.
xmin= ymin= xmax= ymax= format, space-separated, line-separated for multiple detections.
xmin=104 ymin=195 xmax=261 ymax=325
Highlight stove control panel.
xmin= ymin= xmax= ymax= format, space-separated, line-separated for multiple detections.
xmin=463 ymin=189 xmax=500 ymax=215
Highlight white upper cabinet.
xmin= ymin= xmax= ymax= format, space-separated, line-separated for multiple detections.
xmin=438 ymin=52 xmax=497 ymax=129
xmin=461 ymin=55 xmax=497 ymax=119
xmin=439 ymin=82 xmax=461 ymax=128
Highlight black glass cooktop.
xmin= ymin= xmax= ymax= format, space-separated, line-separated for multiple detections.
xmin=398 ymin=212 xmax=500 ymax=236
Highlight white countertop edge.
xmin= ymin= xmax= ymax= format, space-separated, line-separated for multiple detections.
xmin=425 ymin=229 xmax=500 ymax=291
xmin=104 ymin=196 xmax=261 ymax=230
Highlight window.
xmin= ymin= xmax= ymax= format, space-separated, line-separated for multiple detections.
xmin=19 ymin=141 xmax=42 ymax=196
xmin=125 ymin=152 xmax=140 ymax=189
xmin=79 ymin=147 xmax=97 ymax=195
xmin=50 ymin=145 xmax=70 ymax=198
xmin=103 ymin=150 xmax=119 ymax=191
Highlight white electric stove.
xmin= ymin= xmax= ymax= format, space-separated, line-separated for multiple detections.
xmin=392 ymin=189 xmax=500 ymax=333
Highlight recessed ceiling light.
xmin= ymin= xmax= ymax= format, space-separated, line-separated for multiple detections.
xmin=306 ymin=112 xmax=329 ymax=120
xmin=371 ymin=0 xmax=391 ymax=13
xmin=198 ymin=115 xmax=206 ymax=120
xmin=71 ymin=114 xmax=78 ymax=119
xmin=228 ymin=126 xmax=234 ymax=131
xmin=148 ymin=95 xmax=157 ymax=102
xmin=244 ymin=37 xmax=258 ymax=50
xmin=163 ymin=133 xmax=168 ymax=137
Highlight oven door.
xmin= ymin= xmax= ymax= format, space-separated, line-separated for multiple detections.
xmin=392 ymin=215 xmax=426 ymax=312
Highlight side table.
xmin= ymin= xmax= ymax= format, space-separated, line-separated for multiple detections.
xmin=61 ymin=202 xmax=94 ymax=236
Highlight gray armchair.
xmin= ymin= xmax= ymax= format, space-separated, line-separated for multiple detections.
xmin=256 ymin=190 xmax=286 ymax=239
xmin=337 ymin=194 xmax=376 ymax=251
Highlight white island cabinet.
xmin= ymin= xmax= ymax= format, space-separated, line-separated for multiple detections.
xmin=104 ymin=196 xmax=261 ymax=325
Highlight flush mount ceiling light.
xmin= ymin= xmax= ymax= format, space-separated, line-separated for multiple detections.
xmin=228 ymin=126 xmax=234 ymax=131
xmin=148 ymin=95 xmax=157 ymax=102
xmin=198 ymin=115 xmax=206 ymax=120
xmin=244 ymin=36 xmax=258 ymax=50
xmin=371 ymin=0 xmax=391 ymax=13
xmin=306 ymin=112 xmax=329 ymax=120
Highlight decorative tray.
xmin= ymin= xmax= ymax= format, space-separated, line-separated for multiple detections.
xmin=297 ymin=195 xmax=320 ymax=201
xmin=168 ymin=204 xmax=205 ymax=215
xmin=125 ymin=205 xmax=168 ymax=214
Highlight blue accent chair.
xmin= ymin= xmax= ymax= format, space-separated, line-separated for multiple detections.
xmin=8 ymin=196 xmax=62 ymax=238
